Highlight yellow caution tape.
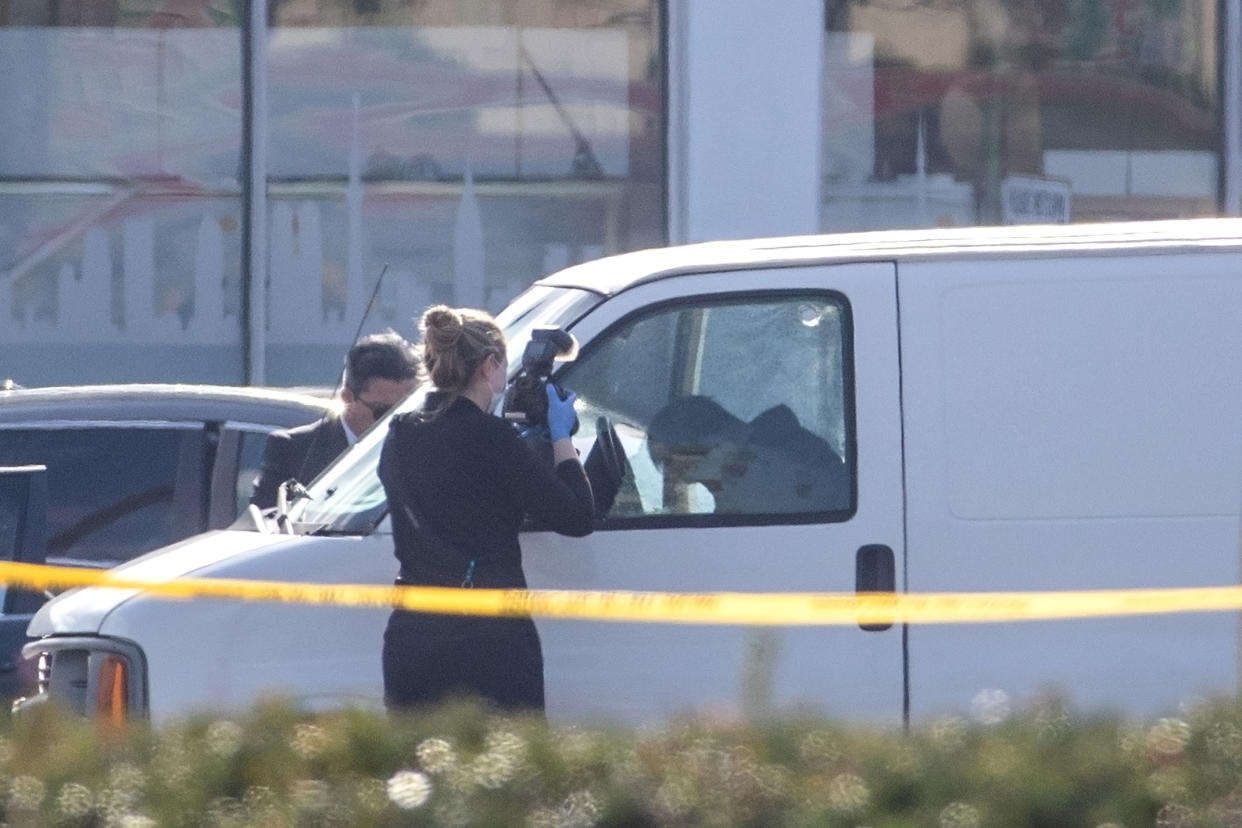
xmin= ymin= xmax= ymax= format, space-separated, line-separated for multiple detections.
xmin=3 ymin=560 xmax=1242 ymax=626
xmin=7 ymin=561 xmax=1242 ymax=625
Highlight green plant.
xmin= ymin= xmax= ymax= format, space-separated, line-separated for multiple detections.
xmin=5 ymin=693 xmax=1242 ymax=826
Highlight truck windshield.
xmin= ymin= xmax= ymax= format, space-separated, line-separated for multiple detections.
xmin=287 ymin=285 xmax=602 ymax=534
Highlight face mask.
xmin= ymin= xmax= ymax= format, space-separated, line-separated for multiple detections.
xmin=487 ymin=363 xmax=508 ymax=416
xmin=481 ymin=351 xmax=507 ymax=416
xmin=488 ymin=385 xmax=506 ymax=417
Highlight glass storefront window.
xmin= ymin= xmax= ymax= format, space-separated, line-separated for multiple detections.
xmin=822 ymin=0 xmax=1220 ymax=230
xmin=10 ymin=1 xmax=1230 ymax=386
xmin=0 ymin=2 xmax=246 ymax=384
xmin=263 ymin=1 xmax=664 ymax=385
xmin=0 ymin=1 xmax=662 ymax=387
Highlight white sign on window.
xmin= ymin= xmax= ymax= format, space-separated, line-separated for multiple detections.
xmin=1001 ymin=175 xmax=1072 ymax=224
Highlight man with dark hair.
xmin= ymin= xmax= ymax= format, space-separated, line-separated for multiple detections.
xmin=646 ymin=395 xmax=848 ymax=515
xmin=646 ymin=396 xmax=749 ymax=514
xmin=250 ymin=330 xmax=419 ymax=509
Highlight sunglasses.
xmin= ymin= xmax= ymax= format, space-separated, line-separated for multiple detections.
xmin=355 ymin=397 xmax=395 ymax=420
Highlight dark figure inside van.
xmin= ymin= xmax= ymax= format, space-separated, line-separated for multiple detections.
xmin=647 ymin=396 xmax=847 ymax=514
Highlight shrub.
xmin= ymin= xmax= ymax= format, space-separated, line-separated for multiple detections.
xmin=5 ymin=694 xmax=1242 ymax=826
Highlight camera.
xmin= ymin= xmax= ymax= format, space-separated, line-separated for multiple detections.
xmin=502 ymin=326 xmax=579 ymax=434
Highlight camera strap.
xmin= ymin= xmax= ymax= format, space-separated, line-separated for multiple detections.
xmin=379 ymin=433 xmax=477 ymax=589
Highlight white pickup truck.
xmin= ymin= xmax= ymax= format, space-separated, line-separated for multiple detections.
xmin=18 ymin=218 xmax=1242 ymax=725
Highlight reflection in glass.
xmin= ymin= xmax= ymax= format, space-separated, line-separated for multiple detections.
xmin=0 ymin=4 xmax=245 ymax=383
xmin=263 ymin=2 xmax=663 ymax=385
xmin=560 ymin=293 xmax=852 ymax=522
xmin=0 ymin=1 xmax=662 ymax=387
xmin=822 ymin=0 xmax=1220 ymax=230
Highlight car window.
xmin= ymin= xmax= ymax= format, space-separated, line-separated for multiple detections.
xmin=0 ymin=475 xmax=22 ymax=565
xmin=560 ymin=292 xmax=855 ymax=525
xmin=0 ymin=467 xmax=47 ymax=616
xmin=0 ymin=472 xmax=26 ymax=613
xmin=0 ymin=426 xmax=199 ymax=564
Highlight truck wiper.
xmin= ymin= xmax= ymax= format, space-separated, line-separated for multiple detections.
xmin=274 ymin=479 xmax=313 ymax=534
xmin=306 ymin=525 xmax=350 ymax=536
xmin=306 ymin=507 xmax=389 ymax=537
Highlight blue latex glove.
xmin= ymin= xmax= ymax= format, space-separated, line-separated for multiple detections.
xmin=517 ymin=424 xmax=550 ymax=441
xmin=545 ymin=383 xmax=577 ymax=441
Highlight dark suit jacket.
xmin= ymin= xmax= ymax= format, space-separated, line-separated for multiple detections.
xmin=250 ymin=415 xmax=350 ymax=508
xmin=379 ymin=393 xmax=594 ymax=588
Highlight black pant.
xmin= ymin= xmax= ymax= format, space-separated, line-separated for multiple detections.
xmin=382 ymin=609 xmax=545 ymax=713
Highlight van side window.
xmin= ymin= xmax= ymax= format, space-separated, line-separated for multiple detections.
xmin=561 ymin=293 xmax=854 ymax=524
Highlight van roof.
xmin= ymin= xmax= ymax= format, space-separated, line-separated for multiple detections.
xmin=538 ymin=218 xmax=1242 ymax=296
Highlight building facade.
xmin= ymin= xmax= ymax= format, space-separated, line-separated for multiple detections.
xmin=2 ymin=0 xmax=1237 ymax=386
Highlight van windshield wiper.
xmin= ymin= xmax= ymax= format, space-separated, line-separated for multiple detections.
xmin=306 ymin=506 xmax=389 ymax=537
xmin=274 ymin=479 xmax=313 ymax=534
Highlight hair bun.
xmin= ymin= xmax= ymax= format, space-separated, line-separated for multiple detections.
xmin=415 ymin=304 xmax=505 ymax=393
xmin=420 ymin=305 xmax=463 ymax=348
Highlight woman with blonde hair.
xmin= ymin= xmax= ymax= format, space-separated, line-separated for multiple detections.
xmin=378 ymin=304 xmax=593 ymax=713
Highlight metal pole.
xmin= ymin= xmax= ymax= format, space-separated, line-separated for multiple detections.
xmin=665 ymin=0 xmax=688 ymax=245
xmin=241 ymin=0 xmax=268 ymax=384
xmin=1224 ymin=0 xmax=1241 ymax=215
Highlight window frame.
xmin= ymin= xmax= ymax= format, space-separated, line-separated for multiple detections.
xmin=552 ymin=287 xmax=859 ymax=532
xmin=210 ymin=421 xmax=293 ymax=529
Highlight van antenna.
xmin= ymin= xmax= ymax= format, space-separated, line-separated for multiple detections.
xmin=275 ymin=262 xmax=391 ymax=519
xmin=344 ymin=262 xmax=391 ymax=378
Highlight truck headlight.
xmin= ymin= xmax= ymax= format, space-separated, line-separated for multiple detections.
xmin=15 ymin=638 xmax=148 ymax=721
xmin=96 ymin=653 xmax=129 ymax=726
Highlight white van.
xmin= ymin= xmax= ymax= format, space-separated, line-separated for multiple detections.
xmin=18 ymin=218 xmax=1242 ymax=725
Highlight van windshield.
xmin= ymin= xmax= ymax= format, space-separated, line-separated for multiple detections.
xmin=288 ymin=285 xmax=602 ymax=534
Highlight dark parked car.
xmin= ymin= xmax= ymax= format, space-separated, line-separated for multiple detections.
xmin=0 ymin=384 xmax=337 ymax=699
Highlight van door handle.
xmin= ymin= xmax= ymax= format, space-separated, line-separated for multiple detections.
xmin=855 ymin=544 xmax=895 ymax=632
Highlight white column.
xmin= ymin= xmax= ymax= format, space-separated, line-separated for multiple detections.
xmin=1225 ymin=0 xmax=1241 ymax=216
xmin=674 ymin=0 xmax=823 ymax=243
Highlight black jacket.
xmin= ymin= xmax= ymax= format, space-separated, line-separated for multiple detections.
xmin=250 ymin=415 xmax=349 ymax=509
xmin=379 ymin=393 xmax=594 ymax=588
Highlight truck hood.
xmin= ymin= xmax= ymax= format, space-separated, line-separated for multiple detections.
xmin=27 ymin=529 xmax=311 ymax=637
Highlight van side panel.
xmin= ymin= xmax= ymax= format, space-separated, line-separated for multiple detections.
xmin=900 ymin=251 xmax=1242 ymax=717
